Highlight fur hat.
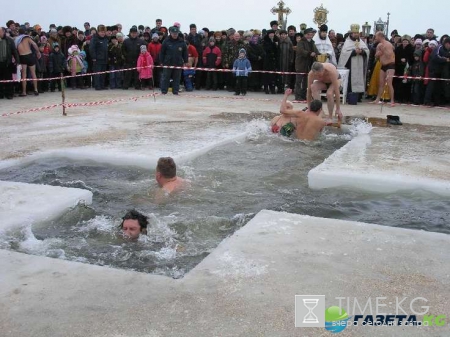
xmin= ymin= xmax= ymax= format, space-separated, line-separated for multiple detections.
xmin=116 ymin=32 xmax=124 ymax=38
xmin=214 ymin=31 xmax=222 ymax=38
xmin=67 ymin=45 xmax=79 ymax=55
xmin=243 ymin=30 xmax=253 ymax=38
xmin=401 ymin=34 xmax=411 ymax=42
xmin=140 ymin=45 xmax=147 ymax=52
xmin=319 ymin=24 xmax=328 ymax=32
xmin=50 ymin=28 xmax=57 ymax=34
xmin=270 ymin=20 xmax=278 ymax=27
xmin=287 ymin=25 xmax=296 ymax=31
xmin=429 ymin=40 xmax=438 ymax=47
xmin=198 ymin=30 xmax=205 ymax=36
xmin=62 ymin=26 xmax=72 ymax=34
xmin=266 ymin=29 xmax=275 ymax=35
xmin=97 ymin=25 xmax=106 ymax=32
xmin=152 ymin=33 xmax=159 ymax=39
xmin=253 ymin=29 xmax=261 ymax=35
xmin=279 ymin=30 xmax=288 ymax=35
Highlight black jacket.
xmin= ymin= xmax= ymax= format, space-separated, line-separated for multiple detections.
xmin=49 ymin=51 xmax=66 ymax=73
xmin=159 ymin=37 xmax=188 ymax=66
xmin=122 ymin=37 xmax=146 ymax=64
xmin=89 ymin=34 xmax=109 ymax=64
xmin=0 ymin=36 xmax=19 ymax=68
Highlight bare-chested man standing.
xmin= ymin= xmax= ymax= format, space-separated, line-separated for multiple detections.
xmin=16 ymin=28 xmax=41 ymax=96
xmin=371 ymin=32 xmax=395 ymax=106
xmin=307 ymin=62 xmax=343 ymax=121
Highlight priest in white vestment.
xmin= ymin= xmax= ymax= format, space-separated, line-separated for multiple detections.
xmin=338 ymin=24 xmax=370 ymax=96
xmin=313 ymin=24 xmax=337 ymax=67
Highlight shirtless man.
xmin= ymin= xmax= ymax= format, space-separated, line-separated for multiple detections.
xmin=371 ymin=32 xmax=395 ymax=106
xmin=16 ymin=28 xmax=41 ymax=96
xmin=155 ymin=157 xmax=186 ymax=195
xmin=307 ymin=62 xmax=343 ymax=121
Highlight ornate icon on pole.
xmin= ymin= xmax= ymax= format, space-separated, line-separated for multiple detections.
xmin=313 ymin=4 xmax=329 ymax=27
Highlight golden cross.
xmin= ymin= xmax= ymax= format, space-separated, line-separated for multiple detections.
xmin=271 ymin=1 xmax=292 ymax=28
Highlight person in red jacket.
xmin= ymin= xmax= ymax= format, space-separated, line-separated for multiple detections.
xmin=148 ymin=33 xmax=161 ymax=87
xmin=202 ymin=37 xmax=222 ymax=90
xmin=137 ymin=45 xmax=154 ymax=89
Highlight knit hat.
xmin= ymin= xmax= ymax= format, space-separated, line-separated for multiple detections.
xmin=239 ymin=48 xmax=246 ymax=55
xmin=140 ymin=45 xmax=147 ymax=52
xmin=198 ymin=30 xmax=205 ymax=36
xmin=429 ymin=40 xmax=438 ymax=47
xmin=68 ymin=45 xmax=79 ymax=55
xmin=173 ymin=22 xmax=181 ymax=28
xmin=152 ymin=33 xmax=159 ymax=39
xmin=414 ymin=39 xmax=423 ymax=45
xmin=209 ymin=37 xmax=215 ymax=43
xmin=116 ymin=32 xmax=124 ymax=38
xmin=422 ymin=39 xmax=430 ymax=45
xmin=243 ymin=30 xmax=252 ymax=38
xmin=52 ymin=42 xmax=59 ymax=49
xmin=414 ymin=49 xmax=422 ymax=57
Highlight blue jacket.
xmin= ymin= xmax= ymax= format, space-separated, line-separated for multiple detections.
xmin=160 ymin=36 xmax=188 ymax=66
xmin=89 ymin=34 xmax=109 ymax=64
xmin=232 ymin=57 xmax=252 ymax=76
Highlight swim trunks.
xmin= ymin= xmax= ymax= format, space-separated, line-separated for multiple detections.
xmin=19 ymin=53 xmax=36 ymax=66
xmin=381 ymin=63 xmax=395 ymax=72
xmin=280 ymin=122 xmax=296 ymax=137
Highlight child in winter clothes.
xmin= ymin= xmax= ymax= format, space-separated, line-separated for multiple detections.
xmin=66 ymin=45 xmax=85 ymax=89
xmin=410 ymin=49 xmax=425 ymax=105
xmin=48 ymin=43 xmax=66 ymax=92
xmin=232 ymin=48 xmax=252 ymax=95
xmin=36 ymin=43 xmax=48 ymax=93
xmin=202 ymin=37 xmax=222 ymax=90
xmin=183 ymin=57 xmax=196 ymax=91
xmin=108 ymin=35 xmax=124 ymax=89
xmin=136 ymin=45 xmax=154 ymax=89
xmin=79 ymin=51 xmax=88 ymax=74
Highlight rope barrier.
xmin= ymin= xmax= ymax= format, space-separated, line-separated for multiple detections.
xmin=1 ymin=64 xmax=450 ymax=83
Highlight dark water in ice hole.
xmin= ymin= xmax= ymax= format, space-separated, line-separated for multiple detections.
xmin=0 ymin=128 xmax=449 ymax=278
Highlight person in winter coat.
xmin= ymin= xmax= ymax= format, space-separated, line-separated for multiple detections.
xmin=410 ymin=49 xmax=425 ymax=105
xmin=232 ymin=48 xmax=252 ymax=95
xmin=137 ymin=45 xmax=154 ymax=89
xmin=424 ymin=38 xmax=450 ymax=106
xmin=159 ymin=26 xmax=188 ymax=95
xmin=148 ymin=33 xmax=162 ymax=87
xmin=202 ymin=37 xmax=222 ymax=90
xmin=262 ymin=30 xmax=279 ymax=94
xmin=122 ymin=27 xmax=147 ymax=89
xmin=278 ymin=30 xmax=294 ymax=93
xmin=394 ymin=35 xmax=414 ymax=103
xmin=244 ymin=31 xmax=265 ymax=92
xmin=294 ymin=28 xmax=319 ymax=100
xmin=66 ymin=45 xmax=85 ymax=89
xmin=0 ymin=27 xmax=20 ymax=99
xmin=89 ymin=25 xmax=109 ymax=90
xmin=48 ymin=43 xmax=65 ymax=91
xmin=108 ymin=35 xmax=124 ymax=89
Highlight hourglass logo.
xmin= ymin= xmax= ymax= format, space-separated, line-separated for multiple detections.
xmin=295 ymin=295 xmax=325 ymax=327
